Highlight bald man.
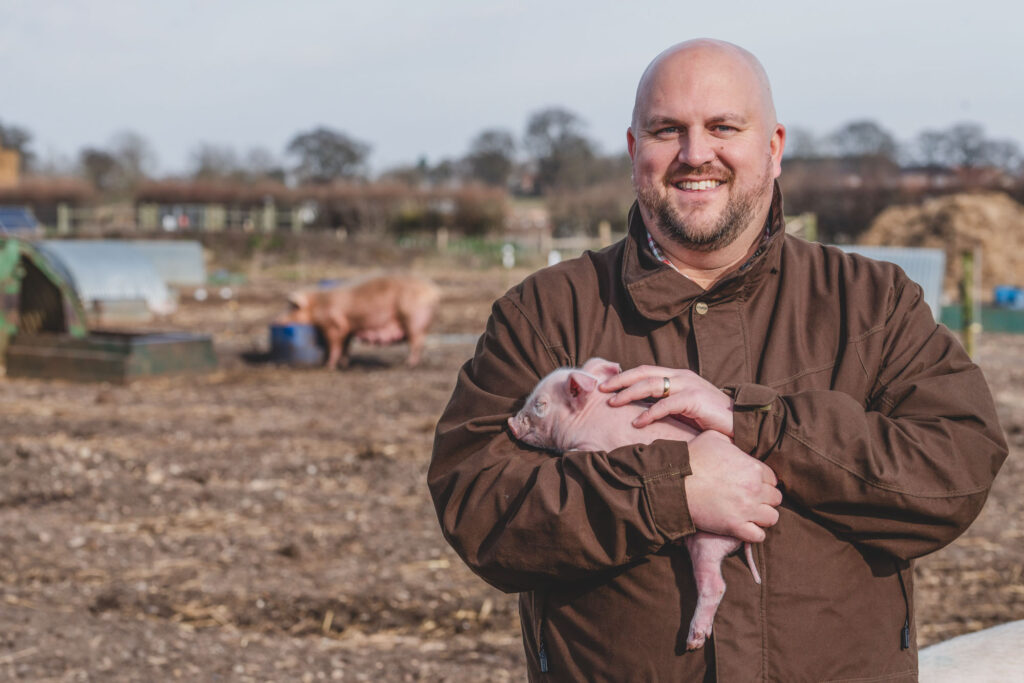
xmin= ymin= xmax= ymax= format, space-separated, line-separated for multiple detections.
xmin=429 ymin=39 xmax=1005 ymax=681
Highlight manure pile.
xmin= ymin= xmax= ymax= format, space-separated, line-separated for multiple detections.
xmin=860 ymin=192 xmax=1024 ymax=301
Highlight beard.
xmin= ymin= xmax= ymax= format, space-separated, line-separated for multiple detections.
xmin=635 ymin=159 xmax=773 ymax=253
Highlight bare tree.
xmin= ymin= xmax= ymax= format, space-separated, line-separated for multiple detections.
xmin=189 ymin=143 xmax=240 ymax=180
xmin=243 ymin=147 xmax=286 ymax=182
xmin=109 ymin=130 xmax=158 ymax=185
xmin=784 ymin=126 xmax=822 ymax=159
xmin=913 ymin=129 xmax=948 ymax=168
xmin=982 ymin=138 xmax=1022 ymax=173
xmin=286 ymin=126 xmax=370 ymax=184
xmin=78 ymin=147 xmax=122 ymax=191
xmin=828 ymin=120 xmax=898 ymax=160
xmin=524 ymin=107 xmax=597 ymax=193
xmin=465 ymin=129 xmax=516 ymax=187
xmin=944 ymin=122 xmax=989 ymax=168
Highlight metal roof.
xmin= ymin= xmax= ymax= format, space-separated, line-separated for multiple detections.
xmin=36 ymin=240 xmax=176 ymax=315
xmin=838 ymin=245 xmax=946 ymax=320
xmin=130 ymin=240 xmax=206 ymax=287
xmin=0 ymin=206 xmax=40 ymax=234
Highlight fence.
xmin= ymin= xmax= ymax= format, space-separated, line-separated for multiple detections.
xmin=52 ymin=201 xmax=313 ymax=235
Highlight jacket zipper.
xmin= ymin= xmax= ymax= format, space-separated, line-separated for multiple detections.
xmin=536 ymin=589 xmax=550 ymax=673
xmin=894 ymin=560 xmax=911 ymax=650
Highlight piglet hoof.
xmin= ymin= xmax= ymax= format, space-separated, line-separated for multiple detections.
xmin=685 ymin=624 xmax=710 ymax=651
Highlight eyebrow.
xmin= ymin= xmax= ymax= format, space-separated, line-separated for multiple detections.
xmin=707 ymin=113 xmax=750 ymax=126
xmin=642 ymin=113 xmax=750 ymax=128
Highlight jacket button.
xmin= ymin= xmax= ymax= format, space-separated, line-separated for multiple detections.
xmin=695 ymin=302 xmax=709 ymax=315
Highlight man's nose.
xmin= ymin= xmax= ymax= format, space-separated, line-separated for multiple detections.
xmin=677 ymin=129 xmax=716 ymax=168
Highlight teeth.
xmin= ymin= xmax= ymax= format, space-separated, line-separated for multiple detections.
xmin=675 ymin=180 xmax=723 ymax=191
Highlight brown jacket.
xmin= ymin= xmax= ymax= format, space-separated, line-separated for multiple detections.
xmin=428 ymin=188 xmax=1007 ymax=682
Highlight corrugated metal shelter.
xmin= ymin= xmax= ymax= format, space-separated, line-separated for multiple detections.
xmin=0 ymin=236 xmax=218 ymax=381
xmin=37 ymin=240 xmax=176 ymax=316
xmin=838 ymin=246 xmax=946 ymax=320
xmin=131 ymin=240 xmax=206 ymax=287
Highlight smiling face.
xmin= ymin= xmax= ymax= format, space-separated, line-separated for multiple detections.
xmin=627 ymin=41 xmax=785 ymax=254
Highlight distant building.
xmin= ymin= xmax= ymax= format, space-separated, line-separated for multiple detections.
xmin=0 ymin=144 xmax=20 ymax=186
xmin=898 ymin=166 xmax=958 ymax=192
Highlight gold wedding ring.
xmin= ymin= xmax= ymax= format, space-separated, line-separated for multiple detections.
xmin=661 ymin=377 xmax=671 ymax=398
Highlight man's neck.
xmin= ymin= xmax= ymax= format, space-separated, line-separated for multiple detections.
xmin=653 ymin=220 xmax=768 ymax=290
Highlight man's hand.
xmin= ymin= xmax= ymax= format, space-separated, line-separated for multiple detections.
xmin=684 ymin=431 xmax=782 ymax=542
xmin=599 ymin=365 xmax=735 ymax=437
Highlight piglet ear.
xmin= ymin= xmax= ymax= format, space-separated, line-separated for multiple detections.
xmin=581 ymin=357 xmax=622 ymax=382
xmin=566 ymin=371 xmax=597 ymax=410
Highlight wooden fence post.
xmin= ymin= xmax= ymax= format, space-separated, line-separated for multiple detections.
xmin=57 ymin=202 xmax=71 ymax=235
xmin=961 ymin=249 xmax=982 ymax=358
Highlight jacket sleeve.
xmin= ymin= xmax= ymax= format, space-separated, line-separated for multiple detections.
xmin=428 ymin=294 xmax=696 ymax=593
xmin=729 ymin=279 xmax=1008 ymax=560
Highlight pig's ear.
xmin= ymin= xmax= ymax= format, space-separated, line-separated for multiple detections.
xmin=581 ymin=357 xmax=622 ymax=382
xmin=566 ymin=371 xmax=597 ymax=410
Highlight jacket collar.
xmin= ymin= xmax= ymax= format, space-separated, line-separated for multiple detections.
xmin=622 ymin=181 xmax=786 ymax=321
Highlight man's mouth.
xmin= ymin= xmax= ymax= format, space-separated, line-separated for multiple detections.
xmin=673 ymin=179 xmax=724 ymax=191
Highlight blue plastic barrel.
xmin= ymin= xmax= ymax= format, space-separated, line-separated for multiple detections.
xmin=993 ymin=285 xmax=1024 ymax=310
xmin=268 ymin=323 xmax=325 ymax=366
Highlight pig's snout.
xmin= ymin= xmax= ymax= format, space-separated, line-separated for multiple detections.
xmin=507 ymin=415 xmax=523 ymax=439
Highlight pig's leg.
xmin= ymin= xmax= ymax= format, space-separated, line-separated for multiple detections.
xmin=338 ymin=334 xmax=354 ymax=368
xmin=683 ymin=532 xmax=742 ymax=650
xmin=321 ymin=319 xmax=351 ymax=369
xmin=322 ymin=326 xmax=344 ymax=369
xmin=406 ymin=334 xmax=424 ymax=367
xmin=400 ymin=308 xmax=434 ymax=367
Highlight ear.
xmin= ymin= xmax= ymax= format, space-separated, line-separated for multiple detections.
xmin=770 ymin=123 xmax=786 ymax=179
xmin=566 ymin=371 xmax=597 ymax=410
xmin=287 ymin=291 xmax=308 ymax=309
xmin=581 ymin=357 xmax=621 ymax=382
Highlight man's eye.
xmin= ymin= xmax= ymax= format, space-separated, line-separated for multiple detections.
xmin=712 ymin=125 xmax=737 ymax=134
xmin=654 ymin=126 xmax=681 ymax=136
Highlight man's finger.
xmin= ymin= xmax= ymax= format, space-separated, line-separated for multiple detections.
xmin=631 ymin=397 xmax=687 ymax=427
xmin=599 ymin=365 xmax=670 ymax=392
xmin=630 ymin=402 xmax=668 ymax=427
xmin=760 ymin=466 xmax=778 ymax=487
xmin=735 ymin=522 xmax=767 ymax=544
xmin=606 ymin=378 xmax=668 ymax=407
xmin=753 ymin=504 xmax=780 ymax=528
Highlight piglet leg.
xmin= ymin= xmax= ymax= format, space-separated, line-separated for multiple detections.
xmin=683 ymin=533 xmax=759 ymax=650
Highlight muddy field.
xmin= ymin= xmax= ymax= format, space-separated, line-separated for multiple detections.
xmin=0 ymin=250 xmax=1021 ymax=681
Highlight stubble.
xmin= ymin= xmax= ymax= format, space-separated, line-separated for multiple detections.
xmin=636 ymin=157 xmax=773 ymax=253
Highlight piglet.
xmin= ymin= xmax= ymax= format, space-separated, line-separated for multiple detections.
xmin=507 ymin=357 xmax=759 ymax=651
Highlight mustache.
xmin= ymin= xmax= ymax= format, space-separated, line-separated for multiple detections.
xmin=671 ymin=163 xmax=733 ymax=181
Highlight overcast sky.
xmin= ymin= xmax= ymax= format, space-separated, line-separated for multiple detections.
xmin=2 ymin=0 xmax=1021 ymax=175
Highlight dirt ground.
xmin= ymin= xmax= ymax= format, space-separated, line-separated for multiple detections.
xmin=0 ymin=252 xmax=1021 ymax=681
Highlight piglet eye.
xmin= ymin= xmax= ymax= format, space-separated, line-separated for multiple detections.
xmin=533 ymin=398 xmax=548 ymax=417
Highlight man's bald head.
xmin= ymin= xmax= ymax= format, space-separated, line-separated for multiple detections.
xmin=631 ymin=39 xmax=777 ymax=133
xmin=625 ymin=38 xmax=786 ymax=264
